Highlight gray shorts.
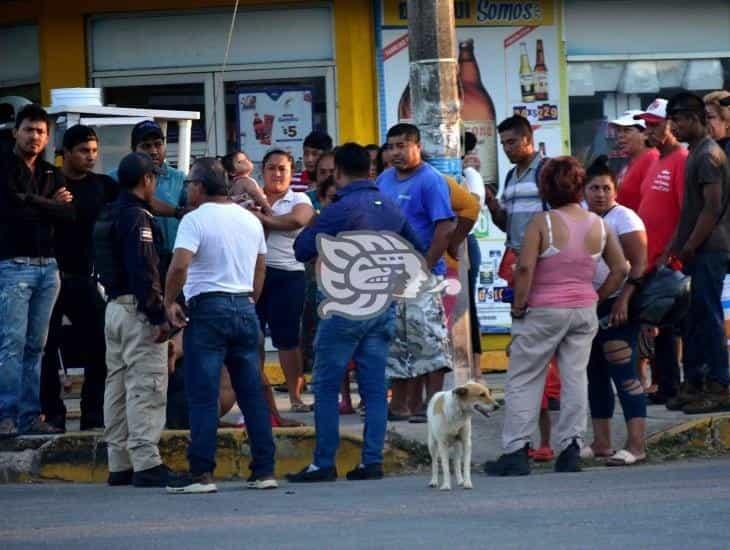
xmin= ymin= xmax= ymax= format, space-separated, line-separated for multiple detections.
xmin=386 ymin=285 xmax=452 ymax=380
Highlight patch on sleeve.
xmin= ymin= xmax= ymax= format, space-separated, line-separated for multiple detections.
xmin=140 ymin=227 xmax=154 ymax=243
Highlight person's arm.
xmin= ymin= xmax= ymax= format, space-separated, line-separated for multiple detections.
xmin=253 ymin=254 xmax=266 ymax=303
xmin=484 ymin=185 xmax=507 ymax=231
xmin=294 ymin=204 xmax=347 ymax=263
xmin=609 ymin=230 xmax=647 ymax=326
xmin=446 ymin=179 xmax=479 ymax=259
xmin=164 ymin=248 xmax=193 ymax=328
xmin=679 ymin=182 xmax=723 ymax=265
xmin=597 ymin=228 xmax=629 ymax=302
xmin=16 ymin=168 xmax=76 ymax=222
xmin=511 ymin=216 xmax=541 ymax=317
xmin=426 ymin=219 xmax=456 ymax=270
xmin=122 ymin=212 xmax=170 ymax=340
xmin=255 ymin=203 xmax=314 ymax=231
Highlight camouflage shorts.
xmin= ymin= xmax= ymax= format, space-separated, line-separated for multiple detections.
xmin=386 ymin=279 xmax=452 ymax=380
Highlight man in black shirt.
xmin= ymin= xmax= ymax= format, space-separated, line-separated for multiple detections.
xmin=0 ymin=104 xmax=74 ymax=438
xmin=40 ymin=125 xmax=118 ymax=431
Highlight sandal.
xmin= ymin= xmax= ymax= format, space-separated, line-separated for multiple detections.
xmin=579 ymin=446 xmax=615 ymax=459
xmin=290 ymin=402 xmax=313 ymax=413
xmin=606 ymin=449 xmax=645 ymax=467
xmin=529 ymin=446 xmax=555 ymax=462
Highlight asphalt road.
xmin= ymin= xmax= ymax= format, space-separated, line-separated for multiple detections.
xmin=2 ymin=458 xmax=729 ymax=550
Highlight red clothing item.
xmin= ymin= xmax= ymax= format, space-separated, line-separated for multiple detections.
xmin=637 ymin=147 xmax=688 ymax=270
xmin=290 ymin=170 xmax=312 ymax=193
xmin=616 ymin=149 xmax=660 ymax=212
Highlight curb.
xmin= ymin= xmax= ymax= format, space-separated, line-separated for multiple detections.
xmin=646 ymin=413 xmax=730 ymax=458
xmin=0 ymin=427 xmax=420 ymax=484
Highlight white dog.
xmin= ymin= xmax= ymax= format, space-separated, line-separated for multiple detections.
xmin=427 ymin=381 xmax=498 ymax=491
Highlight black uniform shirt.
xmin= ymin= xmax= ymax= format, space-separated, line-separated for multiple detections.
xmin=107 ymin=190 xmax=166 ymax=325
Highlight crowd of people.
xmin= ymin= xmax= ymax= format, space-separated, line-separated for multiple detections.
xmin=0 ymin=87 xmax=729 ymax=491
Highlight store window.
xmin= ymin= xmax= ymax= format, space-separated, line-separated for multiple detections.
xmin=569 ymin=58 xmax=730 ymax=168
xmin=103 ymin=83 xmax=207 ymax=144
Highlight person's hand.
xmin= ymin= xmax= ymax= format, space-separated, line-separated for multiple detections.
xmin=447 ymin=242 xmax=461 ymax=261
xmin=166 ymin=303 xmax=189 ymax=329
xmin=641 ymin=324 xmax=659 ymax=342
xmin=678 ymin=246 xmax=696 ymax=267
xmin=153 ymin=321 xmax=172 ymax=343
xmin=53 ymin=187 xmax=73 ymax=203
xmin=609 ymin=293 xmax=630 ymax=327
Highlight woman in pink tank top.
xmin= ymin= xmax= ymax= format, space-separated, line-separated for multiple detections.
xmin=486 ymin=157 xmax=628 ymax=477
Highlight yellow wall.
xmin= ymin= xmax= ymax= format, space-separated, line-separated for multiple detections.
xmin=1 ymin=0 xmax=379 ymax=145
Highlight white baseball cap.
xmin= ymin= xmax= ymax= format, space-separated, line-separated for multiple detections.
xmin=634 ymin=98 xmax=668 ymax=123
xmin=610 ymin=110 xmax=646 ymax=129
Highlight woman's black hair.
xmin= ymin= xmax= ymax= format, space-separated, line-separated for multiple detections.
xmin=585 ymin=155 xmax=617 ymax=187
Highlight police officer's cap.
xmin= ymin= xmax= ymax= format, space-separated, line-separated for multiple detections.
xmin=118 ymin=152 xmax=162 ymax=188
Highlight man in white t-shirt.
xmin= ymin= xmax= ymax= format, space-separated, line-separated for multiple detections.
xmin=163 ymin=158 xmax=276 ymax=494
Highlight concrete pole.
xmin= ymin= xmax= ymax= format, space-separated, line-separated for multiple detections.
xmin=407 ymin=0 xmax=473 ymax=387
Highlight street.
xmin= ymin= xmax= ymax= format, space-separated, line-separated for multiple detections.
xmin=1 ymin=458 xmax=729 ymax=550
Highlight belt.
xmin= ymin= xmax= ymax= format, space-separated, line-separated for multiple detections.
xmin=111 ymin=294 xmax=137 ymax=305
xmin=11 ymin=257 xmax=56 ymax=266
xmin=187 ymin=291 xmax=252 ymax=308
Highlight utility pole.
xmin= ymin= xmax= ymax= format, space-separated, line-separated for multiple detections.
xmin=407 ymin=0 xmax=473 ymax=386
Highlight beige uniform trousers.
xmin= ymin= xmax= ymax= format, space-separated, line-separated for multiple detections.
xmin=502 ymin=306 xmax=598 ymax=454
xmin=103 ymin=296 xmax=168 ymax=473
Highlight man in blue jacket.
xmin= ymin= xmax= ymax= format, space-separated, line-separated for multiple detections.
xmin=288 ymin=143 xmax=423 ymax=482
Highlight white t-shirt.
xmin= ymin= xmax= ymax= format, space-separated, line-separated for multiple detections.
xmin=265 ymin=188 xmax=313 ymax=271
xmin=174 ymin=202 xmax=267 ymax=300
xmin=593 ymin=204 xmax=646 ymax=295
xmin=463 ymin=166 xmax=486 ymax=235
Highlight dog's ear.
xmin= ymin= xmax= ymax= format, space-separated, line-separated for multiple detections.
xmin=452 ymin=387 xmax=469 ymax=398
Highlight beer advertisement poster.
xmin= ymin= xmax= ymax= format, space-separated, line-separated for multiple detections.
xmin=237 ymin=88 xmax=314 ymax=175
xmin=376 ymin=0 xmax=565 ymax=333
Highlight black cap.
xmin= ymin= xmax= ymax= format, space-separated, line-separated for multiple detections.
xmin=719 ymin=95 xmax=730 ymax=107
xmin=303 ymin=130 xmax=333 ymax=151
xmin=117 ymin=152 xmax=162 ymax=188
xmin=63 ymin=124 xmax=98 ymax=150
xmin=131 ymin=120 xmax=164 ymax=150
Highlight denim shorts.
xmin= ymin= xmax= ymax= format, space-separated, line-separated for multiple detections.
xmin=256 ymin=266 xmax=305 ymax=350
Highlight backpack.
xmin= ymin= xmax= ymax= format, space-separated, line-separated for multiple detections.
xmin=504 ymin=157 xmax=550 ymax=212
xmin=92 ymin=203 xmax=123 ymax=292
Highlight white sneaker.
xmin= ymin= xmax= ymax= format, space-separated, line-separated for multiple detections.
xmin=247 ymin=476 xmax=278 ymax=490
xmin=167 ymin=473 xmax=218 ymax=494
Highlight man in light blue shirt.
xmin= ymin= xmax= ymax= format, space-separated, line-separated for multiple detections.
xmin=109 ymin=120 xmax=186 ymax=267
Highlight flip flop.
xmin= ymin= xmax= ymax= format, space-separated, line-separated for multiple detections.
xmin=579 ymin=446 xmax=615 ymax=459
xmin=606 ymin=449 xmax=645 ymax=467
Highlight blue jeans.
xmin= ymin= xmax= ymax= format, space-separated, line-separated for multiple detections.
xmin=0 ymin=259 xmax=60 ymax=430
xmin=183 ymin=294 xmax=275 ymax=476
xmin=683 ymin=251 xmax=730 ymax=386
xmin=312 ymin=307 xmax=396 ymax=469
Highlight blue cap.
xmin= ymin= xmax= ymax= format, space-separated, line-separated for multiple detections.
xmin=131 ymin=120 xmax=164 ymax=149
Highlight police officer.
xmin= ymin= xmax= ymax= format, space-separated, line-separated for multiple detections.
xmin=103 ymin=152 xmax=177 ymax=488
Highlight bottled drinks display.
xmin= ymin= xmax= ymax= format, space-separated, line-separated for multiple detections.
xmin=397 ymin=38 xmax=498 ymax=188
xmin=533 ymin=39 xmax=549 ymax=101
xmin=519 ymin=42 xmax=535 ymax=103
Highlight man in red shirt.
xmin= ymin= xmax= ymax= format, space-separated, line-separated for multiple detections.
xmin=290 ymin=131 xmax=333 ymax=193
xmin=612 ymin=111 xmax=660 ymax=212
xmin=635 ymin=98 xmax=687 ymax=405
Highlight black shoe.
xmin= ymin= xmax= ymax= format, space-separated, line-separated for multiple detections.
xmin=107 ymin=469 xmax=133 ymax=486
xmin=167 ymin=472 xmax=217 ymax=494
xmin=555 ymin=440 xmax=581 ymax=473
xmin=285 ymin=465 xmax=337 ymax=483
xmin=45 ymin=414 xmax=67 ymax=433
xmin=80 ymin=414 xmax=104 ymax=431
xmin=133 ymin=464 xmax=177 ymax=487
xmin=346 ymin=463 xmax=383 ymax=481
xmin=484 ymin=445 xmax=530 ymax=476
xmin=647 ymin=392 xmax=668 ymax=406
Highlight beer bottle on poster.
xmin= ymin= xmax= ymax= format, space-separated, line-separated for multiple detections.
xmin=519 ymin=42 xmax=535 ymax=103
xmin=398 ymin=84 xmax=412 ymax=122
xmin=459 ymin=38 xmax=498 ymax=189
xmin=533 ymin=39 xmax=549 ymax=101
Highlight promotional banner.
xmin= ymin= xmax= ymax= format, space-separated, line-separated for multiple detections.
xmin=237 ymin=88 xmax=314 ymax=177
xmin=377 ymin=0 xmax=564 ymax=333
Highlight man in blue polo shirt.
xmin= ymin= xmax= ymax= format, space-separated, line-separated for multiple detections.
xmin=377 ymin=123 xmax=456 ymax=423
xmin=288 ymin=143 xmax=423 ymax=483
xmin=110 ymin=120 xmax=187 ymax=273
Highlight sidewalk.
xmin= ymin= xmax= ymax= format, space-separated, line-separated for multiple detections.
xmin=2 ymin=372 xmax=729 ymax=483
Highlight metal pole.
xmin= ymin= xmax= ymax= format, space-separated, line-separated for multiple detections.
xmin=407 ymin=0 xmax=473 ymax=387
